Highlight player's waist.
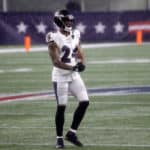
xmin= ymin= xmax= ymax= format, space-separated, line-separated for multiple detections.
xmin=52 ymin=67 xmax=73 ymax=75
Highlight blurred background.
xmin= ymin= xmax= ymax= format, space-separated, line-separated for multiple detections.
xmin=0 ymin=0 xmax=150 ymax=12
xmin=0 ymin=0 xmax=150 ymax=45
xmin=0 ymin=1 xmax=150 ymax=149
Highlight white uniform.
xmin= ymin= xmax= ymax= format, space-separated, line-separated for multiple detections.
xmin=46 ymin=30 xmax=89 ymax=105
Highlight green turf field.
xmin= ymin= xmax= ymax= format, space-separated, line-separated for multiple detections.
xmin=0 ymin=44 xmax=150 ymax=150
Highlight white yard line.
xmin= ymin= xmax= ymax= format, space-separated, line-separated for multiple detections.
xmin=0 ymin=126 xmax=150 ymax=130
xmin=88 ymin=59 xmax=150 ymax=64
xmin=3 ymin=100 xmax=150 ymax=105
xmin=0 ymin=42 xmax=149 ymax=53
xmin=86 ymin=144 xmax=150 ymax=147
xmin=87 ymin=114 xmax=150 ymax=117
xmin=89 ymin=91 xmax=150 ymax=96
xmin=0 ymin=112 xmax=149 ymax=117
xmin=0 ymin=68 xmax=32 ymax=74
xmin=91 ymin=101 xmax=150 ymax=105
xmin=0 ymin=143 xmax=150 ymax=147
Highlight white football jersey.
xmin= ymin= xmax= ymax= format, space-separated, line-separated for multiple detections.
xmin=46 ymin=29 xmax=81 ymax=82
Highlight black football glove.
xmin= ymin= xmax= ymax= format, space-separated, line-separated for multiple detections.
xmin=72 ymin=62 xmax=86 ymax=72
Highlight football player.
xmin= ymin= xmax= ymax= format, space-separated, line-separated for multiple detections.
xmin=46 ymin=9 xmax=89 ymax=148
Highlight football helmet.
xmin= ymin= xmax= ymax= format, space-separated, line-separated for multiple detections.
xmin=54 ymin=9 xmax=74 ymax=32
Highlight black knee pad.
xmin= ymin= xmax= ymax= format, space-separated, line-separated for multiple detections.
xmin=56 ymin=105 xmax=66 ymax=114
xmin=79 ymin=101 xmax=89 ymax=108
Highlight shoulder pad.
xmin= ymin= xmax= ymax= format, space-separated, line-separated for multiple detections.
xmin=73 ymin=29 xmax=80 ymax=39
xmin=45 ymin=32 xmax=55 ymax=43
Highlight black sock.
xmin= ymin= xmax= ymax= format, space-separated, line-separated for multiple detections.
xmin=71 ymin=101 xmax=89 ymax=130
xmin=55 ymin=105 xmax=66 ymax=136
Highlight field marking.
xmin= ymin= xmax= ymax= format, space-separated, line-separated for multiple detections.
xmin=0 ymin=42 xmax=145 ymax=53
xmin=0 ymin=70 xmax=4 ymax=73
xmin=0 ymin=126 xmax=150 ymax=130
xmin=2 ymin=99 xmax=150 ymax=105
xmin=1 ymin=58 xmax=149 ymax=74
xmin=88 ymin=59 xmax=150 ymax=64
xmin=0 ymin=112 xmax=150 ymax=117
xmin=0 ymin=42 xmax=150 ymax=53
xmin=0 ymin=143 xmax=150 ymax=147
xmin=91 ymin=101 xmax=150 ymax=105
xmin=85 ymin=113 xmax=150 ymax=117
xmin=0 ymin=68 xmax=32 ymax=74
xmin=87 ymin=144 xmax=150 ymax=147
xmin=1 ymin=85 xmax=150 ymax=103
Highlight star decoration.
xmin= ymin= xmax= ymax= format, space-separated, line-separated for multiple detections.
xmin=113 ymin=22 xmax=124 ymax=33
xmin=94 ymin=22 xmax=106 ymax=33
xmin=35 ymin=22 xmax=47 ymax=34
xmin=16 ymin=21 xmax=28 ymax=33
xmin=76 ymin=23 xmax=86 ymax=34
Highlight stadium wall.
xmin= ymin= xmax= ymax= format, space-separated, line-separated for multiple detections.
xmin=0 ymin=11 xmax=150 ymax=45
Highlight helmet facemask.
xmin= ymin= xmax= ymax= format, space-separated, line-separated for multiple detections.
xmin=62 ymin=16 xmax=74 ymax=32
xmin=54 ymin=10 xmax=74 ymax=33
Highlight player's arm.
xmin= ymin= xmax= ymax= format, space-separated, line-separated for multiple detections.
xmin=48 ymin=41 xmax=73 ymax=70
xmin=76 ymin=43 xmax=85 ymax=64
xmin=72 ymin=43 xmax=86 ymax=72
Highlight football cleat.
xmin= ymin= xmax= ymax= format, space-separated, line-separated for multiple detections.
xmin=65 ymin=131 xmax=83 ymax=147
xmin=55 ymin=138 xmax=64 ymax=149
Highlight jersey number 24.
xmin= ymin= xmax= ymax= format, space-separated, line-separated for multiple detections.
xmin=61 ymin=45 xmax=77 ymax=63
